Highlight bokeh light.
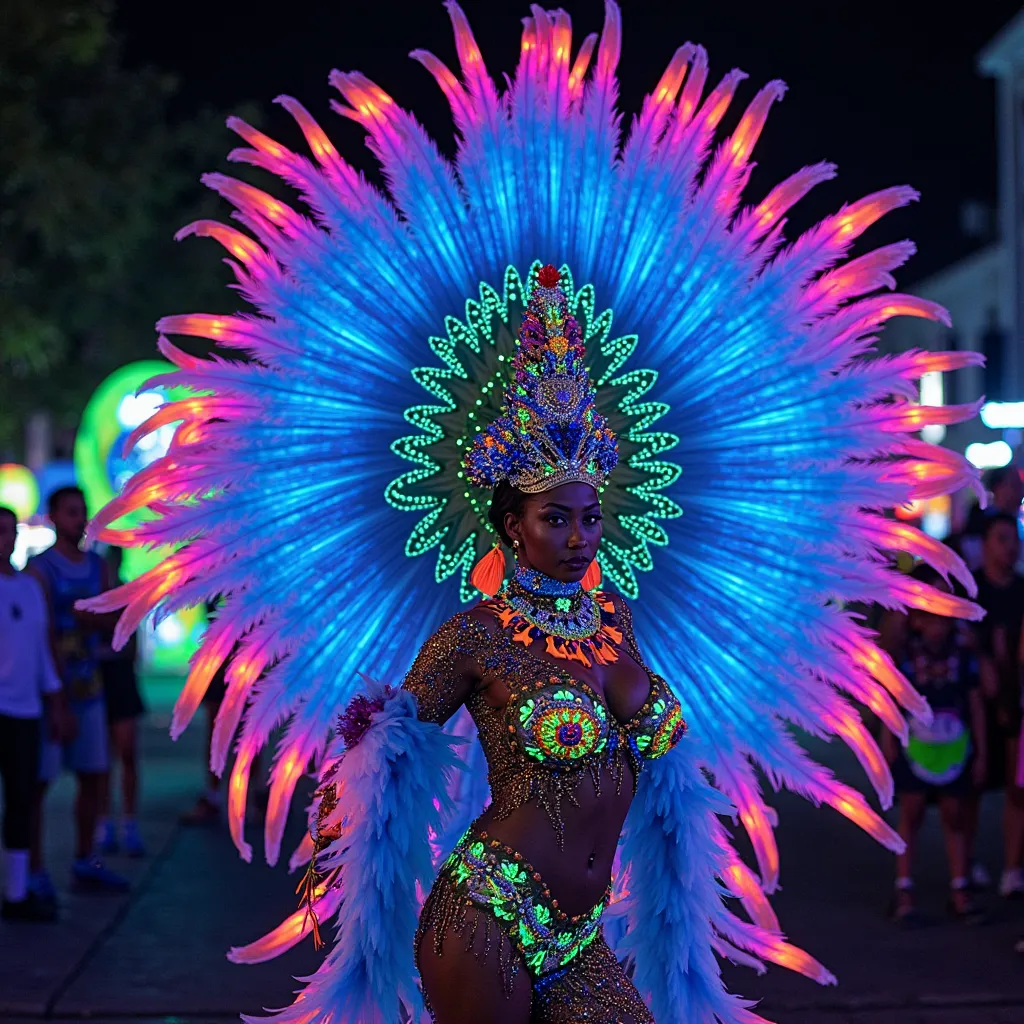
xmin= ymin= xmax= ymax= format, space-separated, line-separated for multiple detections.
xmin=0 ymin=463 xmax=40 ymax=521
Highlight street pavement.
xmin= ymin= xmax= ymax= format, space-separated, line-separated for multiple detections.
xmin=1 ymin=677 xmax=1022 ymax=1024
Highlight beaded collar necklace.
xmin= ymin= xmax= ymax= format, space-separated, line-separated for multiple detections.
xmin=489 ymin=565 xmax=622 ymax=668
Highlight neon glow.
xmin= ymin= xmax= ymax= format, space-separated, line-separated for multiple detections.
xmin=0 ymin=464 xmax=39 ymax=522
xmin=74 ymin=361 xmax=203 ymax=673
xmin=12 ymin=523 xmax=55 ymax=572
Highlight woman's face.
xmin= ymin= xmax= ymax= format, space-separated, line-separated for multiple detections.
xmin=504 ymin=481 xmax=602 ymax=583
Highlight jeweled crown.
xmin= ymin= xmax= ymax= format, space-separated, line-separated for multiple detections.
xmin=464 ymin=265 xmax=618 ymax=494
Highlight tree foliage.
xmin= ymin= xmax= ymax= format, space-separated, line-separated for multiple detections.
xmin=0 ymin=1 xmax=239 ymax=456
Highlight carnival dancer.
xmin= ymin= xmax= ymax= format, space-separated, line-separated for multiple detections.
xmin=82 ymin=4 xmax=986 ymax=1021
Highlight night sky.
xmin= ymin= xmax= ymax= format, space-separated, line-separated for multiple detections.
xmin=117 ymin=0 xmax=1022 ymax=282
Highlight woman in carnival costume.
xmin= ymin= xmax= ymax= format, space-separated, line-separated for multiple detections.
xmin=83 ymin=3 xmax=986 ymax=1021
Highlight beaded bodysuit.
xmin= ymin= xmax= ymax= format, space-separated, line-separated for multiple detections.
xmin=405 ymin=594 xmax=685 ymax=1023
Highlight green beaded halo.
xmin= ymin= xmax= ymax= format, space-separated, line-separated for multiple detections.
xmin=384 ymin=262 xmax=682 ymax=601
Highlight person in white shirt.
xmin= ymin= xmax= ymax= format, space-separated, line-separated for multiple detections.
xmin=0 ymin=506 xmax=65 ymax=921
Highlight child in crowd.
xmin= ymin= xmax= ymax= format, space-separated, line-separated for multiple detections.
xmin=883 ymin=564 xmax=987 ymax=925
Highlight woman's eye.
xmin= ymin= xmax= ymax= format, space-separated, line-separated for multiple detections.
xmin=545 ymin=516 xmax=566 ymax=526
xmin=584 ymin=515 xmax=603 ymax=525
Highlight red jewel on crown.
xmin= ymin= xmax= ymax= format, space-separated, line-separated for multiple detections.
xmin=537 ymin=264 xmax=561 ymax=288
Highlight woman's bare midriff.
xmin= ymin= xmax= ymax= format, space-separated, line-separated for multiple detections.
xmin=475 ymin=767 xmax=635 ymax=917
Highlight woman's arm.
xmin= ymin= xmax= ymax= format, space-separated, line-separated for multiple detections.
xmin=400 ymin=612 xmax=490 ymax=725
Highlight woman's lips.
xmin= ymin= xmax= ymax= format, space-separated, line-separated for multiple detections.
xmin=563 ymin=557 xmax=590 ymax=568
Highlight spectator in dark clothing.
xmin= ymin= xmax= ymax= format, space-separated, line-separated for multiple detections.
xmin=973 ymin=512 xmax=1024 ymax=897
xmin=959 ymin=467 xmax=1024 ymax=573
xmin=28 ymin=487 xmax=128 ymax=900
xmin=882 ymin=565 xmax=987 ymax=925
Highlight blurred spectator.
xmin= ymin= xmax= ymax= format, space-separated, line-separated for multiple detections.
xmin=27 ymin=487 xmax=127 ymax=901
xmin=95 ymin=546 xmax=146 ymax=858
xmin=882 ymin=565 xmax=986 ymax=925
xmin=0 ymin=506 xmax=64 ymax=921
xmin=973 ymin=512 xmax=1024 ymax=898
xmin=958 ymin=467 xmax=1024 ymax=572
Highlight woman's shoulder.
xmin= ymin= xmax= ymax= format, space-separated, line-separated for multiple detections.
xmin=463 ymin=601 xmax=502 ymax=636
xmin=598 ymin=589 xmax=630 ymax=623
xmin=425 ymin=603 xmax=500 ymax=646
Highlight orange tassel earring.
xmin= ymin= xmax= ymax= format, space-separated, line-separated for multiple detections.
xmin=470 ymin=544 xmax=507 ymax=598
xmin=581 ymin=558 xmax=602 ymax=591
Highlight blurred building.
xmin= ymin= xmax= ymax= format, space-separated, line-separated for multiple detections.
xmin=882 ymin=10 xmax=1024 ymax=482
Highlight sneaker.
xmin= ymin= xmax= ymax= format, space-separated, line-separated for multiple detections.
xmin=27 ymin=870 xmax=58 ymax=917
xmin=1 ymin=892 xmax=57 ymax=923
xmin=999 ymin=868 xmax=1024 ymax=898
xmin=122 ymin=821 xmax=146 ymax=858
xmin=96 ymin=821 xmax=119 ymax=856
xmin=71 ymin=857 xmax=129 ymax=893
xmin=970 ymin=862 xmax=992 ymax=889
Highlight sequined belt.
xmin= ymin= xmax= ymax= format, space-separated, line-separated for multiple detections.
xmin=438 ymin=824 xmax=610 ymax=980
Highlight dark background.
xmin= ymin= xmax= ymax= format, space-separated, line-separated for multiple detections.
xmin=116 ymin=0 xmax=1023 ymax=282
